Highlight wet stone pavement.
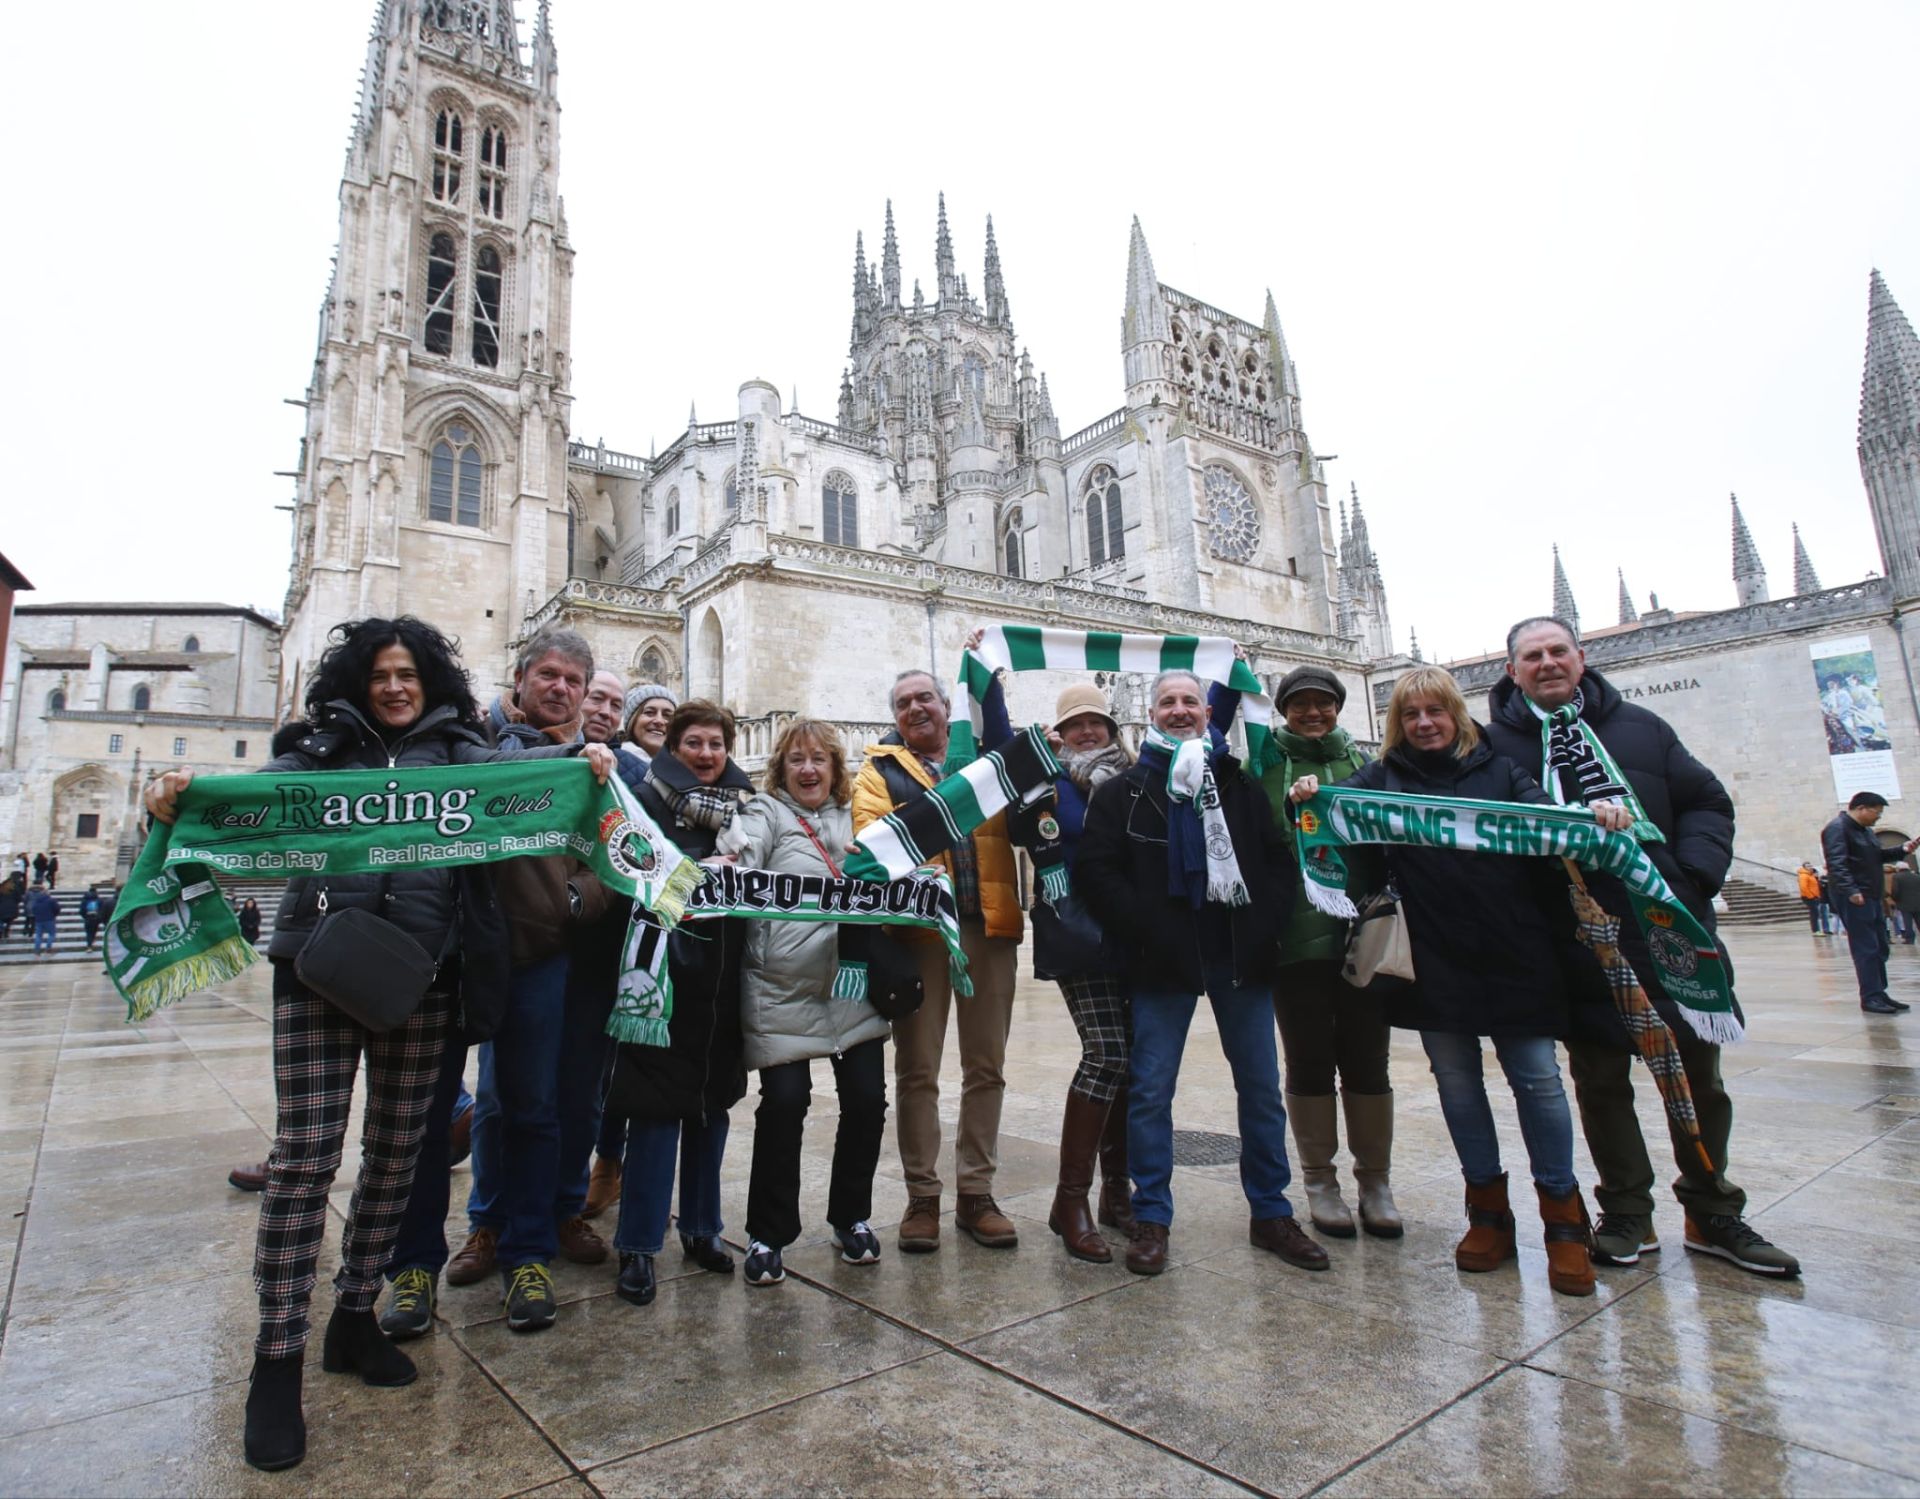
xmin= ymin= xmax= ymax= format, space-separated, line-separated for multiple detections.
xmin=1 ymin=926 xmax=1918 ymax=1497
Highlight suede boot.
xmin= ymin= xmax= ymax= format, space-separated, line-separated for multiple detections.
xmin=320 ymin=1306 xmax=418 ymax=1387
xmin=1096 ymin=1090 xmax=1135 ymax=1233
xmin=1456 ymin=1173 xmax=1516 ymax=1272
xmin=1537 ymin=1183 xmax=1597 ymax=1297
xmin=1286 ymin=1090 xmax=1354 ymax=1237
xmin=243 ymin=1352 xmax=306 ymax=1472
xmin=1048 ymin=1090 xmax=1112 ymax=1262
xmin=1342 ymin=1091 xmax=1403 ymax=1239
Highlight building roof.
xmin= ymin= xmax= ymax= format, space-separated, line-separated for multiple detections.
xmin=14 ymin=602 xmax=280 ymax=629
xmin=0 ymin=553 xmax=32 ymax=592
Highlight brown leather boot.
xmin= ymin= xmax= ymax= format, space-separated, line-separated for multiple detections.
xmin=1250 ymin=1215 xmax=1331 ymax=1270
xmin=1097 ymin=1090 xmax=1135 ymax=1233
xmin=956 ymin=1193 xmax=1019 ymax=1248
xmin=898 ymin=1195 xmax=941 ymax=1254
xmin=228 ymin=1160 xmax=269 ymax=1193
xmin=1048 ymin=1091 xmax=1112 ymax=1263
xmin=1125 ymin=1221 xmax=1169 ymax=1276
xmin=1455 ymin=1174 xmax=1516 ymax=1272
xmin=556 ymin=1214 xmax=609 ymax=1266
xmin=446 ymin=1226 xmax=499 ymax=1286
xmin=582 ymin=1154 xmax=621 ymax=1220
xmin=1537 ymin=1183 xmax=1596 ymax=1297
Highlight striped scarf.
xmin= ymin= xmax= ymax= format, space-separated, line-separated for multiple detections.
xmin=1143 ymin=727 xmax=1249 ymax=908
xmin=948 ymin=626 xmax=1278 ymax=776
xmin=844 ymin=726 xmax=1060 ymax=883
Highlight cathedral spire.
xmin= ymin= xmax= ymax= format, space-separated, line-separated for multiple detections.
xmin=1122 ymin=217 xmax=1170 ymax=349
xmin=1263 ymin=289 xmax=1300 ymax=401
xmin=1349 ymin=483 xmax=1375 ymax=567
xmin=531 ymin=0 xmax=558 ymax=96
xmin=1409 ymin=627 xmax=1424 ymax=663
xmin=850 ymin=231 xmax=873 ymax=346
xmin=934 ymin=192 xmax=956 ymax=303
xmin=1792 ymin=522 xmax=1822 ymax=595
xmin=881 ymin=200 xmax=901 ymax=307
xmin=1859 ymin=270 xmax=1920 ymax=600
xmin=1617 ymin=568 xmax=1638 ymax=624
xmin=984 ymin=215 xmax=1010 ymax=326
xmin=1731 ymin=493 xmax=1768 ymax=605
xmin=1552 ymin=545 xmax=1580 ymax=630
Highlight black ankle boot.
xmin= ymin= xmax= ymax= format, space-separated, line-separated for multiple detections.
xmin=321 ymin=1306 xmax=418 ymax=1388
xmin=617 ymin=1251 xmax=656 ymax=1306
xmin=680 ymin=1233 xmax=735 ymax=1274
xmin=243 ymin=1352 xmax=306 ymax=1472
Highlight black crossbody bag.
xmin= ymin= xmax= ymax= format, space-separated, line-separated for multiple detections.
xmin=295 ymin=881 xmax=449 ymax=1034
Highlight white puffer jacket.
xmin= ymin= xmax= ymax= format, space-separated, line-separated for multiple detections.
xmin=722 ymin=790 xmax=890 ymax=1070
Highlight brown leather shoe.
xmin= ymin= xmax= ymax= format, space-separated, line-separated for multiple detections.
xmin=1125 ymin=1221 xmax=1169 ymax=1276
xmin=556 ymin=1214 xmax=609 ymax=1266
xmin=1049 ymin=1091 xmax=1112 ymax=1263
xmin=582 ymin=1154 xmax=621 ymax=1220
xmin=898 ymin=1195 xmax=942 ymax=1253
xmin=956 ymin=1193 xmax=1019 ymax=1248
xmin=1537 ymin=1183 xmax=1596 ymax=1297
xmin=228 ymin=1160 xmax=269 ymax=1193
xmin=1456 ymin=1174 xmax=1517 ymax=1273
xmin=1250 ymin=1215 xmax=1331 ymax=1270
xmin=1096 ymin=1090 xmax=1135 ymax=1233
xmin=446 ymin=1226 xmax=499 ymax=1286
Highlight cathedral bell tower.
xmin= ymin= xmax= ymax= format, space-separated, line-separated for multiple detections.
xmin=280 ymin=0 xmax=573 ymax=709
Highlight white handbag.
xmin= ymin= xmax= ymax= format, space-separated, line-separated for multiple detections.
xmin=1342 ymin=885 xmax=1415 ymax=992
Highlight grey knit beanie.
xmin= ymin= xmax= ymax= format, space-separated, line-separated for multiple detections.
xmin=1276 ymin=664 xmax=1347 ymax=710
xmin=623 ymin=683 xmax=677 ymax=727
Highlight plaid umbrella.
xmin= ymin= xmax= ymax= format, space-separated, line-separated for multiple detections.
xmin=1562 ymin=860 xmax=1715 ymax=1173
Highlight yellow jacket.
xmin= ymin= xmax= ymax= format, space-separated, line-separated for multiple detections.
xmin=852 ymin=738 xmax=1024 ymax=942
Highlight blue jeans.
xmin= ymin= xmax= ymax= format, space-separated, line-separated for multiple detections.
xmin=1128 ymin=961 xmax=1294 ymax=1226
xmin=613 ymin=1112 xmax=730 ymax=1257
xmin=385 ymin=1034 xmax=470 ymax=1277
xmin=32 ymin=919 xmax=55 ymax=953
xmin=1841 ymin=898 xmax=1892 ymax=1003
xmin=556 ymin=953 xmax=618 ymax=1219
xmin=467 ymin=954 xmax=570 ymax=1267
xmin=1421 ymin=1031 xmax=1575 ymax=1195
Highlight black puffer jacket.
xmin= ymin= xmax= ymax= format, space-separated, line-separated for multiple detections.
xmin=1340 ymin=737 xmax=1611 ymax=1039
xmin=605 ymin=759 xmax=754 ymax=1122
xmin=1075 ymin=747 xmax=1295 ymax=992
xmin=1486 ymin=667 xmax=1739 ymax=1035
xmin=261 ymin=701 xmax=552 ymax=961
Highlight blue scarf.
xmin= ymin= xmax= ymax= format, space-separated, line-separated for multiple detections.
xmin=1139 ymin=735 xmax=1216 ymax=909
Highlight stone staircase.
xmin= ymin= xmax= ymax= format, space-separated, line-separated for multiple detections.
xmin=0 ymin=878 xmax=286 ymax=965
xmin=1716 ymin=874 xmax=1806 ymax=927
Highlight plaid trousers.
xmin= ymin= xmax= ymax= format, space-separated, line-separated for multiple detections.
xmin=1059 ymin=973 xmax=1131 ymax=1103
xmin=255 ymin=963 xmax=450 ymax=1358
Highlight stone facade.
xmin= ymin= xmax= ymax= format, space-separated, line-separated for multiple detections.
xmin=0 ymin=604 xmax=281 ymax=886
xmin=280 ymin=4 xmax=1403 ymax=760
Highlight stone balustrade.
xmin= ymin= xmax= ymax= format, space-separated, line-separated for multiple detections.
xmin=1063 ymin=407 xmax=1128 ymax=457
xmin=565 ymin=441 xmax=648 ymax=476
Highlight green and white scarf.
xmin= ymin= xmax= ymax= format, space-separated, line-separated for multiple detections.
xmin=949 ymin=626 xmax=1278 ymax=777
xmin=1293 ymin=784 xmax=1741 ymax=1044
xmin=844 ymin=725 xmax=1060 ymax=883
xmin=1144 ymin=726 xmax=1249 ymax=906
xmin=1527 ymin=692 xmax=1664 ymax=844
xmin=108 ymin=760 xmax=701 ymax=1023
xmin=610 ymin=864 xmax=970 ymax=1044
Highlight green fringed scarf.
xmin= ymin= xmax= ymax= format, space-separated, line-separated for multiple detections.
xmin=1293 ymin=784 xmax=1741 ymax=1044
xmin=948 ymin=626 xmax=1278 ymax=777
xmin=1527 ymin=691 xmax=1665 ymax=844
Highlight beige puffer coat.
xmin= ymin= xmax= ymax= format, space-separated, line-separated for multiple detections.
xmin=724 ymin=790 xmax=891 ymax=1070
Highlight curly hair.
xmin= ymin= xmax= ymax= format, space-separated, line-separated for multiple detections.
xmin=304 ymin=615 xmax=479 ymax=725
xmin=665 ymin=698 xmax=736 ymax=753
xmin=764 ymin=719 xmax=851 ymax=806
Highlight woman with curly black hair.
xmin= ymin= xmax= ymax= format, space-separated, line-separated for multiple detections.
xmin=146 ymin=615 xmax=614 ymax=1473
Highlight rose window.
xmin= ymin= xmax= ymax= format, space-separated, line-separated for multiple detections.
xmin=1203 ymin=466 xmax=1260 ymax=562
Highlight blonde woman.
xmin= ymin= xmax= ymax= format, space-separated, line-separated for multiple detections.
xmin=1289 ymin=667 xmax=1627 ymax=1298
xmin=719 ymin=719 xmax=891 ymax=1286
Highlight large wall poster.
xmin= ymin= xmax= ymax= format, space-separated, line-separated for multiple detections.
xmin=1810 ymin=634 xmax=1902 ymax=802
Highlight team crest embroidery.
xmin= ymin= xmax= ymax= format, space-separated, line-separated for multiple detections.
xmin=599 ymin=810 xmax=661 ymax=880
xmin=1297 ymin=810 xmax=1320 ymax=835
xmin=1646 ymin=923 xmax=1698 ymax=979
xmin=1037 ymin=813 xmax=1061 ymax=842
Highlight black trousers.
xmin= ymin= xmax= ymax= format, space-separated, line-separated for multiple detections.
xmin=1273 ymin=958 xmax=1391 ymax=1096
xmin=745 ymin=1037 xmax=888 ymax=1249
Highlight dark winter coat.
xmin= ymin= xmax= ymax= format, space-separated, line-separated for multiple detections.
xmin=1486 ymin=667 xmax=1739 ymax=1036
xmin=237 ymin=902 xmax=263 ymax=944
xmin=1822 ymin=811 xmax=1905 ymax=906
xmin=605 ymin=761 xmax=753 ymax=1122
xmin=1339 ymin=736 xmax=1611 ymax=1039
xmin=1075 ymin=746 xmax=1296 ymax=992
xmin=1008 ymin=773 xmax=1129 ymax=981
xmin=28 ymin=889 xmax=58 ymax=926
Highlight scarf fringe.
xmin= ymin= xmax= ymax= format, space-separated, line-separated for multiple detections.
xmin=1301 ymin=879 xmax=1360 ymax=920
xmin=1675 ymin=1007 xmax=1745 ymax=1046
xmin=1038 ymin=865 xmax=1071 ymax=905
xmin=605 ymin=1010 xmax=673 ymax=1048
xmin=832 ymin=962 xmax=869 ymax=1002
xmin=121 ymin=935 xmax=259 ymax=1023
xmin=650 ymin=858 xmax=703 ymax=928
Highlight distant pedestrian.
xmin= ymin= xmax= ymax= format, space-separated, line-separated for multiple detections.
xmin=1798 ymin=862 xmax=1831 ymax=935
xmin=28 ymin=884 xmax=58 ymax=955
xmin=79 ymin=887 xmax=104 ymax=950
xmin=1893 ymin=863 xmax=1920 ymax=946
xmin=1822 ymin=792 xmax=1916 ymax=1015
xmin=237 ymin=898 xmax=263 ymax=946
xmin=32 ymin=852 xmax=48 ymax=884
xmin=0 ymin=875 xmax=19 ymax=941
xmin=45 ymin=852 xmax=59 ymax=889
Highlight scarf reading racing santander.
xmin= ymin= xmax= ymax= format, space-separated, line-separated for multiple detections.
xmin=948 ymin=626 xmax=1279 ymax=776
xmin=1292 ymin=784 xmax=1741 ymax=1043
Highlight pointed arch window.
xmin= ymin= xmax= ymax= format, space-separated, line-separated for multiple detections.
xmin=429 ymin=422 xmax=484 ymax=526
xmin=132 ymin=685 xmax=152 ymax=712
xmin=432 ymin=110 xmax=464 ymax=204
xmin=1004 ymin=528 xmax=1023 ymax=579
xmin=478 ymin=126 xmax=508 ymax=219
xmin=822 ymin=472 xmax=858 ymax=546
xmin=424 ymin=233 xmax=457 ymax=355
xmin=663 ymin=486 xmax=680 ymax=539
xmin=46 ymin=689 xmax=65 ymax=714
xmin=182 ymin=635 xmax=200 ymax=653
xmin=1085 ymin=465 xmax=1125 ymax=566
xmin=472 ymin=244 xmax=502 ymax=367
xmin=723 ymin=470 xmax=739 ymax=513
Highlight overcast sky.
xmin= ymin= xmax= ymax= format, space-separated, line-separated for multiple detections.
xmin=6 ymin=1 xmax=1914 ymax=664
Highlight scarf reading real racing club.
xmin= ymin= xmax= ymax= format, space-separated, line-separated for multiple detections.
xmin=1292 ymin=784 xmax=1742 ymax=1044
xmin=107 ymin=760 xmax=968 ymax=1044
